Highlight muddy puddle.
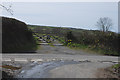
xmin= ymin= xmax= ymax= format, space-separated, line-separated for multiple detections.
xmin=16 ymin=60 xmax=80 ymax=78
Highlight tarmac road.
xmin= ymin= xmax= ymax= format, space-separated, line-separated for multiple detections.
xmin=2 ymin=44 xmax=119 ymax=78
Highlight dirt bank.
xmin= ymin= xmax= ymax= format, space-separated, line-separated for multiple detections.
xmin=96 ymin=66 xmax=119 ymax=79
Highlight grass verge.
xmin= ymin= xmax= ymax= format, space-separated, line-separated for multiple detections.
xmin=55 ymin=36 xmax=119 ymax=56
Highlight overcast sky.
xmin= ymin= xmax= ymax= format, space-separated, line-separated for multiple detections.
xmin=1 ymin=2 xmax=118 ymax=32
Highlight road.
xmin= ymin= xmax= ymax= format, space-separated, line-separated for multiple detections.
xmin=1 ymin=36 xmax=119 ymax=78
xmin=2 ymin=45 xmax=119 ymax=78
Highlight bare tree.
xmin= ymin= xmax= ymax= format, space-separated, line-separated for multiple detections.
xmin=96 ymin=17 xmax=113 ymax=32
xmin=0 ymin=4 xmax=13 ymax=15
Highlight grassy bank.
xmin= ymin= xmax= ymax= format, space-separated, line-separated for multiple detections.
xmin=53 ymin=36 xmax=118 ymax=56
xmin=97 ymin=64 xmax=119 ymax=78
xmin=67 ymin=43 xmax=118 ymax=56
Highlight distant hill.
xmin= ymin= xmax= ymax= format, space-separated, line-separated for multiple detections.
xmin=2 ymin=17 xmax=37 ymax=53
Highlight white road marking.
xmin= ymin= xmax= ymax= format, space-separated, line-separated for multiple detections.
xmin=2 ymin=58 xmax=11 ymax=61
xmin=31 ymin=59 xmax=43 ymax=62
xmin=39 ymin=43 xmax=48 ymax=45
xmin=2 ymin=57 xmax=118 ymax=65
xmin=15 ymin=58 xmax=27 ymax=62
xmin=53 ymin=44 xmax=63 ymax=46
xmin=52 ymin=59 xmax=56 ymax=61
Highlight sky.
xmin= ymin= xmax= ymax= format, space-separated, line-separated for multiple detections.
xmin=0 ymin=0 xmax=119 ymax=2
xmin=0 ymin=2 xmax=118 ymax=32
